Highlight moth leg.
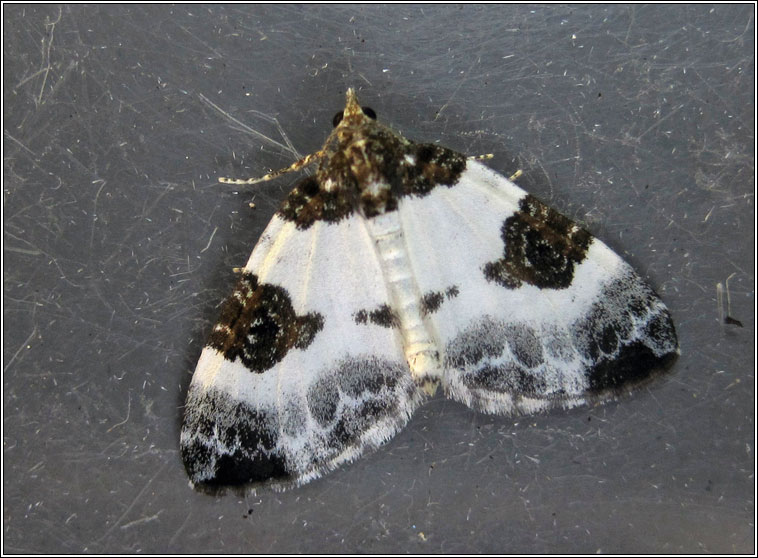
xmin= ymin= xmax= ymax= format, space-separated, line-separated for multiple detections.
xmin=467 ymin=153 xmax=493 ymax=162
xmin=466 ymin=154 xmax=521 ymax=181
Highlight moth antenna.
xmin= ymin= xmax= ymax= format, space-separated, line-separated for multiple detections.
xmin=219 ymin=149 xmax=326 ymax=185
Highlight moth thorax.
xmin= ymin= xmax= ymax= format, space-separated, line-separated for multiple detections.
xmin=365 ymin=180 xmax=390 ymax=197
xmin=344 ymin=139 xmax=383 ymax=184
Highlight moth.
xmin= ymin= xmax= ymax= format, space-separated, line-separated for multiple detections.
xmin=181 ymin=89 xmax=678 ymax=488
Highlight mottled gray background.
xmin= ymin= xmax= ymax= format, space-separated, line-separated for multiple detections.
xmin=4 ymin=4 xmax=754 ymax=553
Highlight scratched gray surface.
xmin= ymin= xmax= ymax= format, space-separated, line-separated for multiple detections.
xmin=3 ymin=4 xmax=754 ymax=553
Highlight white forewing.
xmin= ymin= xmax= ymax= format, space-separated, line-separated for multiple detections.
xmin=182 ymin=214 xmax=423 ymax=487
xmin=399 ymin=161 xmax=677 ymax=414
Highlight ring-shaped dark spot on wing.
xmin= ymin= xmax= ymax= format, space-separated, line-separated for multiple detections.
xmin=206 ymin=272 xmax=324 ymax=372
xmin=483 ymin=194 xmax=592 ymax=290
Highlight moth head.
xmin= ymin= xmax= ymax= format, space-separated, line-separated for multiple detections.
xmin=323 ymin=89 xmax=398 ymax=188
xmin=332 ymin=88 xmax=377 ymax=128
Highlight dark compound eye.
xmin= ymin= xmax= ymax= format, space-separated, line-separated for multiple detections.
xmin=362 ymin=106 xmax=377 ymax=119
xmin=332 ymin=111 xmax=344 ymax=128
